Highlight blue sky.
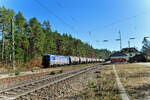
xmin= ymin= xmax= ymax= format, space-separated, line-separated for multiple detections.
xmin=1 ymin=0 xmax=150 ymax=51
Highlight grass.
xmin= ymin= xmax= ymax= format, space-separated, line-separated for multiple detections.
xmin=8 ymin=73 xmax=14 ymax=76
xmin=76 ymin=65 xmax=121 ymax=100
xmin=15 ymin=71 xmax=20 ymax=75
xmin=88 ymin=81 xmax=96 ymax=88
xmin=115 ymin=63 xmax=150 ymax=99
xmin=50 ymin=71 xmax=55 ymax=75
xmin=8 ymin=71 xmax=20 ymax=76
xmin=59 ymin=69 xmax=63 ymax=73
xmin=31 ymin=69 xmax=36 ymax=72
xmin=50 ymin=69 xmax=64 ymax=75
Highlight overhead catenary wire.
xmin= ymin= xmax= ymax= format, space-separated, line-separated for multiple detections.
xmin=33 ymin=0 xmax=90 ymax=43
xmin=33 ymin=0 xmax=75 ymax=31
xmin=33 ymin=0 xmax=82 ymax=40
xmin=53 ymin=0 xmax=78 ymax=23
xmin=55 ymin=0 xmax=63 ymax=8
xmin=88 ymin=10 xmax=150 ymax=42
xmin=89 ymin=10 xmax=150 ymax=33
xmin=54 ymin=0 xmax=79 ymax=33
xmin=53 ymin=0 xmax=79 ymax=38
xmin=88 ymin=10 xmax=150 ymax=46
xmin=70 ymin=16 xmax=78 ymax=23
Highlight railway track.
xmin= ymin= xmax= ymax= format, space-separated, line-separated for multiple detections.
xmin=0 ymin=64 xmax=101 ymax=100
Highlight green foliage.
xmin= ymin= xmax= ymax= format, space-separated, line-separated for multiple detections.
xmin=31 ymin=69 xmax=35 ymax=72
xmin=15 ymin=71 xmax=20 ymax=75
xmin=0 ymin=7 xmax=111 ymax=66
xmin=95 ymin=49 xmax=112 ymax=59
xmin=50 ymin=71 xmax=55 ymax=75
xmin=59 ymin=70 xmax=63 ymax=73
xmin=29 ymin=17 xmax=46 ymax=58
xmin=88 ymin=81 xmax=97 ymax=88
xmin=55 ymin=70 xmax=63 ymax=74
xmin=113 ymin=88 xmax=119 ymax=94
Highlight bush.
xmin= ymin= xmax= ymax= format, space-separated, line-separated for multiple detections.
xmin=113 ymin=88 xmax=119 ymax=94
xmin=31 ymin=69 xmax=35 ymax=72
xmin=15 ymin=71 xmax=20 ymax=75
xmin=59 ymin=70 xmax=63 ymax=73
xmin=50 ymin=71 xmax=55 ymax=75
xmin=88 ymin=81 xmax=96 ymax=88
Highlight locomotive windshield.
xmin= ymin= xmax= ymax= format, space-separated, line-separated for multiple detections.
xmin=42 ymin=55 xmax=50 ymax=61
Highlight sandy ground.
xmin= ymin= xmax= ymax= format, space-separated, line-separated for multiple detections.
xmin=137 ymin=62 xmax=150 ymax=66
xmin=0 ymin=64 xmax=97 ymax=81
xmin=0 ymin=68 xmax=61 ymax=79
xmin=0 ymin=63 xmax=98 ymax=79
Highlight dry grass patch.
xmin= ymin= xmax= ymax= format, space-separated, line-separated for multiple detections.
xmin=75 ymin=65 xmax=121 ymax=100
xmin=115 ymin=63 xmax=150 ymax=99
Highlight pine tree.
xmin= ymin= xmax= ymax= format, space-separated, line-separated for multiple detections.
xmin=0 ymin=7 xmax=110 ymax=65
xmin=0 ymin=7 xmax=15 ymax=63
xmin=15 ymin=11 xmax=27 ymax=62
xmin=29 ymin=17 xmax=45 ymax=59
xmin=42 ymin=20 xmax=55 ymax=54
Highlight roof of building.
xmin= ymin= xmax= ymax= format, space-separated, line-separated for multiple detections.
xmin=121 ymin=48 xmax=140 ymax=53
xmin=111 ymin=51 xmax=127 ymax=57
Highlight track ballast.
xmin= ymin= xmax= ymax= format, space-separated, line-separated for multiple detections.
xmin=0 ymin=64 xmax=101 ymax=100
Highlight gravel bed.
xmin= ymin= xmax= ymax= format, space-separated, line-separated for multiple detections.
xmin=0 ymin=64 xmax=98 ymax=89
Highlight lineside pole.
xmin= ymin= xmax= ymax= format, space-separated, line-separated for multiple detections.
xmin=128 ymin=41 xmax=130 ymax=48
xmin=11 ymin=19 xmax=15 ymax=70
xmin=2 ymin=25 xmax=4 ymax=62
xmin=119 ymin=31 xmax=122 ymax=50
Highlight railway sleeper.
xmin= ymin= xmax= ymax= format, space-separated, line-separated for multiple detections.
xmin=0 ymin=65 xmax=100 ymax=99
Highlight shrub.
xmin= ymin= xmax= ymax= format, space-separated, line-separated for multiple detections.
xmin=113 ymin=88 xmax=119 ymax=94
xmin=15 ymin=71 xmax=20 ymax=75
xmin=59 ymin=70 xmax=63 ymax=73
xmin=88 ymin=81 xmax=96 ymax=88
xmin=50 ymin=71 xmax=55 ymax=75
xmin=31 ymin=69 xmax=35 ymax=72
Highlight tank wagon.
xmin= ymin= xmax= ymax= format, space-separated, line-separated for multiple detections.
xmin=79 ymin=57 xmax=87 ymax=64
xmin=42 ymin=54 xmax=103 ymax=68
xmin=69 ymin=56 xmax=80 ymax=64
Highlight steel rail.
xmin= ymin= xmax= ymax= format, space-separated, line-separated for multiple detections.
xmin=0 ymin=64 xmax=100 ymax=100
xmin=0 ymin=64 xmax=98 ymax=93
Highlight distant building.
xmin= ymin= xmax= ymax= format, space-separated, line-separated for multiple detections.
xmin=121 ymin=48 xmax=141 ymax=61
xmin=110 ymin=47 xmax=140 ymax=63
xmin=110 ymin=51 xmax=127 ymax=63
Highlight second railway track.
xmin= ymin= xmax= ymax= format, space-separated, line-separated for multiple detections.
xmin=0 ymin=64 xmax=101 ymax=100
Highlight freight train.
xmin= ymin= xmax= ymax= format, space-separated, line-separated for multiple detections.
xmin=42 ymin=54 xmax=104 ymax=67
